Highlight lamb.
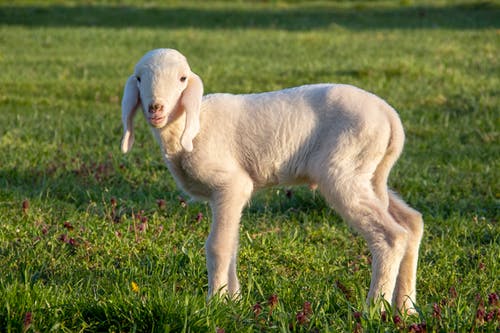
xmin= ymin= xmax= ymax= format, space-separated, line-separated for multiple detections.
xmin=120 ymin=48 xmax=424 ymax=313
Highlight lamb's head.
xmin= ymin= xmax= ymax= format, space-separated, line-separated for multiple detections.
xmin=121 ymin=48 xmax=204 ymax=153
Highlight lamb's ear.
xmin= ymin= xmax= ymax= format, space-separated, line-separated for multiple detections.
xmin=180 ymin=72 xmax=203 ymax=152
xmin=121 ymin=75 xmax=140 ymax=153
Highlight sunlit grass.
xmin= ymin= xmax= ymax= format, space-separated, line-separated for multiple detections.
xmin=0 ymin=0 xmax=499 ymax=331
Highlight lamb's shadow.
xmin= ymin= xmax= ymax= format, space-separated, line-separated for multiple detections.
xmin=0 ymin=2 xmax=498 ymax=30
xmin=0 ymin=159 xmax=175 ymax=213
xmin=0 ymin=159 xmax=327 ymax=220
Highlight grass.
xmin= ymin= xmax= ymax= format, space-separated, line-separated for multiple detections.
xmin=0 ymin=0 xmax=499 ymax=331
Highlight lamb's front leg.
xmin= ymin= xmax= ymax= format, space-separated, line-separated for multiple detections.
xmin=205 ymin=174 xmax=253 ymax=299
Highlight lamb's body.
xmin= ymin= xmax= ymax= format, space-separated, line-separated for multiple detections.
xmin=161 ymin=84 xmax=397 ymax=199
xmin=121 ymin=49 xmax=423 ymax=313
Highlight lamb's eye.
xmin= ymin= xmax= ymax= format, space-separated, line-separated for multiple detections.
xmin=180 ymin=76 xmax=187 ymax=82
xmin=136 ymin=76 xmax=141 ymax=83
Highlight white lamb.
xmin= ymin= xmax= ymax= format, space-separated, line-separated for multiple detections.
xmin=120 ymin=48 xmax=424 ymax=313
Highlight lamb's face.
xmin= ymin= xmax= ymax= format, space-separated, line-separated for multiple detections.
xmin=134 ymin=49 xmax=191 ymax=128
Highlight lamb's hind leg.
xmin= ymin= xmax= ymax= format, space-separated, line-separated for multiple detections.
xmin=320 ymin=180 xmax=409 ymax=307
xmin=389 ymin=192 xmax=424 ymax=313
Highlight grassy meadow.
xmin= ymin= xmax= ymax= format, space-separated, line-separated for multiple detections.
xmin=0 ymin=0 xmax=499 ymax=331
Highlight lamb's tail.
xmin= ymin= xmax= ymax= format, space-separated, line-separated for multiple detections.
xmin=371 ymin=104 xmax=406 ymax=208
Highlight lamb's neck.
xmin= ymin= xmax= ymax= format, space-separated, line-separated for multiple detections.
xmin=153 ymin=113 xmax=185 ymax=158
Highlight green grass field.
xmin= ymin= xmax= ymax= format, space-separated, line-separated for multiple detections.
xmin=1 ymin=0 xmax=499 ymax=331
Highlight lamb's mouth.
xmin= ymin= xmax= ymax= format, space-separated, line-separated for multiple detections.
xmin=149 ymin=116 xmax=166 ymax=127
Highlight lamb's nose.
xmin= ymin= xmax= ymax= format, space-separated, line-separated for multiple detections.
xmin=148 ymin=102 xmax=163 ymax=113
